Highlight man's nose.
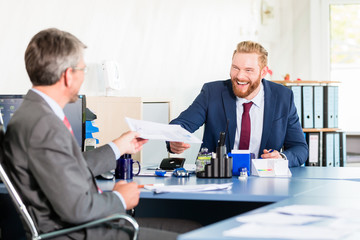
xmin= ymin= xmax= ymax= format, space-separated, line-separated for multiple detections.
xmin=236 ymin=70 xmax=246 ymax=79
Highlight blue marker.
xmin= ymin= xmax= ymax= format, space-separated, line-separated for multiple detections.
xmin=268 ymin=149 xmax=274 ymax=153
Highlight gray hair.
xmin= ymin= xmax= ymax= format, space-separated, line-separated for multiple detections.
xmin=25 ymin=28 xmax=87 ymax=86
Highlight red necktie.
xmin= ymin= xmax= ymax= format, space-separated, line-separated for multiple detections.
xmin=63 ymin=116 xmax=74 ymax=136
xmin=63 ymin=116 xmax=103 ymax=194
xmin=239 ymin=102 xmax=253 ymax=150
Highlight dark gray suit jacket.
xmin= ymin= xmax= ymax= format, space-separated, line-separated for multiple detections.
xmin=3 ymin=90 xmax=124 ymax=235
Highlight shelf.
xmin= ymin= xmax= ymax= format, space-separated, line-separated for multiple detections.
xmin=303 ymin=128 xmax=340 ymax=133
xmin=272 ymin=80 xmax=340 ymax=85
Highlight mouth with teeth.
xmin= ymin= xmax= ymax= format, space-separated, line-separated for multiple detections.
xmin=236 ymin=80 xmax=249 ymax=86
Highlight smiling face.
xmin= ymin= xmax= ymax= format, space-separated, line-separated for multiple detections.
xmin=230 ymin=52 xmax=268 ymax=100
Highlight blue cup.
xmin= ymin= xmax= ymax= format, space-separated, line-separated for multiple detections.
xmin=115 ymin=155 xmax=141 ymax=180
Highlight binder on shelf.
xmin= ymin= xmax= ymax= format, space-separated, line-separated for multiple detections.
xmin=313 ymin=86 xmax=323 ymax=128
xmin=323 ymin=132 xmax=334 ymax=167
xmin=334 ymin=132 xmax=340 ymax=167
xmin=305 ymin=132 xmax=320 ymax=166
xmin=290 ymin=86 xmax=302 ymax=126
xmin=340 ymin=132 xmax=347 ymax=167
xmin=334 ymin=86 xmax=339 ymax=128
xmin=324 ymin=86 xmax=335 ymax=128
xmin=302 ymin=86 xmax=314 ymax=128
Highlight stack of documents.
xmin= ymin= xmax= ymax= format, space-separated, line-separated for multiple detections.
xmin=144 ymin=182 xmax=233 ymax=194
xmin=223 ymin=204 xmax=360 ymax=239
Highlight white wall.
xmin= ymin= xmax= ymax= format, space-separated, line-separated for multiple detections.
xmin=0 ymin=0 xmax=323 ymax=161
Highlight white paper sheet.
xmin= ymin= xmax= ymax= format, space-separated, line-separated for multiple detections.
xmin=144 ymin=182 xmax=233 ymax=194
xmin=272 ymin=204 xmax=360 ymax=219
xmin=223 ymin=223 xmax=349 ymax=240
xmin=125 ymin=117 xmax=202 ymax=143
xmin=224 ymin=205 xmax=360 ymax=239
xmin=236 ymin=212 xmax=323 ymax=225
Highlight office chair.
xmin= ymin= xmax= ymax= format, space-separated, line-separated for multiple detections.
xmin=0 ymin=129 xmax=139 ymax=240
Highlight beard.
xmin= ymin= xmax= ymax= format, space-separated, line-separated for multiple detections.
xmin=231 ymin=74 xmax=262 ymax=98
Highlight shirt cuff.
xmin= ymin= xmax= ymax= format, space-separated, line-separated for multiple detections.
xmin=112 ymin=191 xmax=127 ymax=210
xmin=108 ymin=142 xmax=121 ymax=160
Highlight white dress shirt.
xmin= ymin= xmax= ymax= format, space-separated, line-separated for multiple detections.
xmin=233 ymin=82 xmax=264 ymax=158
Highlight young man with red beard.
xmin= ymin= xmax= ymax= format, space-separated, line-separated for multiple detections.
xmin=167 ymin=41 xmax=308 ymax=167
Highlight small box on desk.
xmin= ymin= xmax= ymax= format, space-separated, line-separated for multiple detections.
xmin=228 ymin=150 xmax=254 ymax=176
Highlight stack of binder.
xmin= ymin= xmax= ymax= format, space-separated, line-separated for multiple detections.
xmin=286 ymin=83 xmax=344 ymax=168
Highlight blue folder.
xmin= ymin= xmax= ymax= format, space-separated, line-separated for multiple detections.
xmin=334 ymin=86 xmax=339 ymax=128
xmin=313 ymin=86 xmax=323 ymax=128
xmin=323 ymin=132 xmax=334 ymax=167
xmin=334 ymin=132 xmax=340 ymax=167
xmin=302 ymin=86 xmax=314 ymax=128
xmin=324 ymin=86 xmax=335 ymax=128
xmin=290 ymin=86 xmax=302 ymax=127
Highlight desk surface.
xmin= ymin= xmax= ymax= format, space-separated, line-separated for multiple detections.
xmin=178 ymin=179 xmax=360 ymax=240
xmin=289 ymin=166 xmax=360 ymax=180
xmin=3 ymin=166 xmax=360 ymax=239
xmin=97 ymin=175 xmax=328 ymax=202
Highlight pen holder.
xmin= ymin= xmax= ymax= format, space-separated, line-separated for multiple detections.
xmin=196 ymin=146 xmax=232 ymax=178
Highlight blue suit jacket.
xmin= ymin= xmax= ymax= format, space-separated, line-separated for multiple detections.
xmin=170 ymin=79 xmax=308 ymax=167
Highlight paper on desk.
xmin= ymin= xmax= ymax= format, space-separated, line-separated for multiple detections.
xmin=223 ymin=223 xmax=349 ymax=240
xmin=144 ymin=182 xmax=232 ymax=194
xmin=125 ymin=117 xmax=202 ymax=143
xmin=271 ymin=204 xmax=360 ymax=219
xmin=236 ymin=211 xmax=324 ymax=225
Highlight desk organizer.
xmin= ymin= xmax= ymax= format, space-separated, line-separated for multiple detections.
xmin=196 ymin=145 xmax=232 ymax=178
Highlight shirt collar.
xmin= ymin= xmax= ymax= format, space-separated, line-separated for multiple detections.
xmin=236 ymin=82 xmax=264 ymax=108
xmin=30 ymin=88 xmax=65 ymax=121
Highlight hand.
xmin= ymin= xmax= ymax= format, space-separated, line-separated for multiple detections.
xmin=112 ymin=131 xmax=148 ymax=154
xmin=112 ymin=181 xmax=140 ymax=210
xmin=260 ymin=149 xmax=281 ymax=159
xmin=169 ymin=141 xmax=190 ymax=154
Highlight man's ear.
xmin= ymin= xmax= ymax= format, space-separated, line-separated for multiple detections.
xmin=261 ymin=66 xmax=269 ymax=78
xmin=63 ymin=68 xmax=73 ymax=88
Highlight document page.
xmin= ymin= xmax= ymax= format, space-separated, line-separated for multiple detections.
xmin=223 ymin=205 xmax=359 ymax=239
xmin=125 ymin=117 xmax=202 ymax=143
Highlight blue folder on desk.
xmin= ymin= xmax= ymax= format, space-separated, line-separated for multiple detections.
xmin=313 ymin=86 xmax=323 ymax=128
xmin=302 ymin=86 xmax=314 ymax=128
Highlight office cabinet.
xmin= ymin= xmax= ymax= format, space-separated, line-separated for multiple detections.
xmin=272 ymin=80 xmax=344 ymax=167
xmin=86 ymin=96 xmax=170 ymax=164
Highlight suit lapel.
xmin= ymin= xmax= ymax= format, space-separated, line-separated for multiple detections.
xmin=222 ymin=81 xmax=237 ymax=149
xmin=259 ymin=80 xmax=277 ymax=155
